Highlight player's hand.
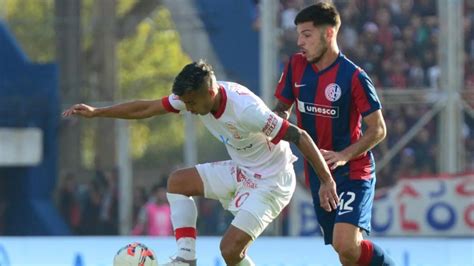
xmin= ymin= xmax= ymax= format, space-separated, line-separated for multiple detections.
xmin=320 ymin=149 xmax=348 ymax=170
xmin=319 ymin=179 xmax=339 ymax=212
xmin=62 ymin=104 xmax=97 ymax=118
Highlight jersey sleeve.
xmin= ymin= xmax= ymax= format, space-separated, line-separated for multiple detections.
xmin=241 ymin=104 xmax=290 ymax=144
xmin=352 ymin=70 xmax=382 ymax=116
xmin=161 ymin=94 xmax=186 ymax=114
xmin=274 ymin=56 xmax=295 ymax=105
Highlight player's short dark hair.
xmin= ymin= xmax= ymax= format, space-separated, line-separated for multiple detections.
xmin=294 ymin=2 xmax=341 ymax=29
xmin=172 ymin=59 xmax=214 ymax=96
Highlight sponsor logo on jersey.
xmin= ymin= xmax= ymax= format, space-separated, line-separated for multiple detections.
xmin=262 ymin=114 xmax=278 ymax=136
xmin=297 ymin=100 xmax=339 ymax=118
xmin=325 ymin=83 xmax=342 ymax=102
xmin=225 ymin=122 xmax=242 ymax=139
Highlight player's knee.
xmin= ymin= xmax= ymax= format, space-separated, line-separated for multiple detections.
xmin=220 ymin=241 xmax=244 ymax=265
xmin=332 ymin=239 xmax=358 ymax=261
xmin=167 ymin=170 xmax=185 ymax=194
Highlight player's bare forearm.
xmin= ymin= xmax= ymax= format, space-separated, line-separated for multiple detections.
xmin=340 ymin=110 xmax=386 ymax=160
xmin=94 ymin=100 xmax=165 ymax=119
xmin=341 ymin=128 xmax=384 ymax=160
xmin=77 ymin=99 xmax=167 ymax=120
xmin=283 ymin=124 xmax=333 ymax=183
xmin=272 ymin=100 xmax=292 ymax=120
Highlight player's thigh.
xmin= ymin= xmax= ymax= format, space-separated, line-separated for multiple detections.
xmin=195 ymin=160 xmax=238 ymax=205
xmin=167 ymin=167 xmax=204 ymax=196
xmin=332 ymin=222 xmax=363 ymax=251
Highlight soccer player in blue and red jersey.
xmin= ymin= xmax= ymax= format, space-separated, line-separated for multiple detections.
xmin=274 ymin=3 xmax=395 ymax=266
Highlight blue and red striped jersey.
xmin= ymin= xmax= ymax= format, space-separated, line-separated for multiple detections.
xmin=275 ymin=53 xmax=381 ymax=183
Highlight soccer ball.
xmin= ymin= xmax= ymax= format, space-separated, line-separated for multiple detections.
xmin=113 ymin=242 xmax=158 ymax=266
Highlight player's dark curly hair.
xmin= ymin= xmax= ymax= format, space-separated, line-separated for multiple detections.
xmin=294 ymin=2 xmax=341 ymax=30
xmin=172 ymin=59 xmax=214 ymax=96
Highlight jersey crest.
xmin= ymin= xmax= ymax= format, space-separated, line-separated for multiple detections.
xmin=325 ymin=83 xmax=342 ymax=102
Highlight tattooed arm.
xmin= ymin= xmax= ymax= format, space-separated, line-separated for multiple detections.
xmin=283 ymin=124 xmax=339 ymax=211
xmin=283 ymin=124 xmax=333 ymax=183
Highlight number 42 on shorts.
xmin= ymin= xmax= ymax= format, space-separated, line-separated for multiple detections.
xmin=338 ymin=191 xmax=355 ymax=215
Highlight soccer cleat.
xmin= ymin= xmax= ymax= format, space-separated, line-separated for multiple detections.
xmin=160 ymin=256 xmax=197 ymax=266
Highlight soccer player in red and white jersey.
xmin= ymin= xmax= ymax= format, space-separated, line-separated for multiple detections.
xmin=273 ymin=3 xmax=395 ymax=266
xmin=63 ymin=60 xmax=338 ymax=266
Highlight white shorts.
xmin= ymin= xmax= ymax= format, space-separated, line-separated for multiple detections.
xmin=195 ymin=160 xmax=296 ymax=239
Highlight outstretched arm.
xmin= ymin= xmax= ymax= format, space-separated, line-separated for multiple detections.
xmin=62 ymin=99 xmax=168 ymax=119
xmin=282 ymin=123 xmax=339 ymax=212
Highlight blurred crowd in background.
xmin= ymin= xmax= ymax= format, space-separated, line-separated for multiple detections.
xmin=54 ymin=0 xmax=474 ymax=236
xmin=56 ymin=169 xmax=232 ymax=236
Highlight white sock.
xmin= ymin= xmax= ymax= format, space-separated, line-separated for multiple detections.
xmin=237 ymin=256 xmax=255 ymax=266
xmin=167 ymin=193 xmax=198 ymax=260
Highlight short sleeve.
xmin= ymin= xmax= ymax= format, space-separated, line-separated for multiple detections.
xmin=241 ymin=104 xmax=290 ymax=144
xmin=274 ymin=57 xmax=295 ymax=105
xmin=161 ymin=94 xmax=186 ymax=113
xmin=352 ymin=70 xmax=382 ymax=116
